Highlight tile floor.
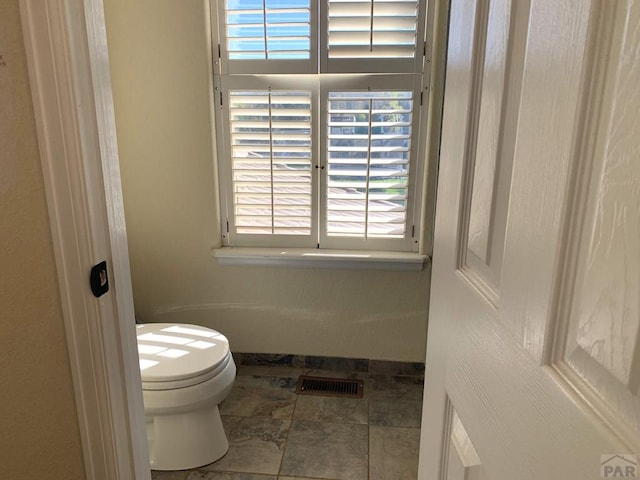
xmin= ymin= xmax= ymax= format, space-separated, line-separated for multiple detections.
xmin=151 ymin=354 xmax=424 ymax=480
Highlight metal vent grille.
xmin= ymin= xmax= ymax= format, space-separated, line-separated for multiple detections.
xmin=295 ymin=375 xmax=364 ymax=398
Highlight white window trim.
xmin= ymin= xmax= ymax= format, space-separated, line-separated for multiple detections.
xmin=216 ymin=74 xmax=425 ymax=252
xmin=213 ymin=246 xmax=428 ymax=271
xmin=210 ymin=0 xmax=430 ymax=256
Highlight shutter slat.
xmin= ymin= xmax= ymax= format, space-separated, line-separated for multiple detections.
xmin=328 ymin=203 xmax=406 ymax=212
xmin=328 ymin=169 xmax=407 ymax=177
xmin=234 ymin=173 xmax=312 ymax=180
xmin=230 ymin=110 xmax=311 ymax=117
xmin=373 ymin=2 xmax=418 ymax=16
xmin=233 ymin=133 xmax=311 ymax=141
xmin=232 ymin=92 xmax=304 ymax=100
xmin=237 ymin=214 xmax=311 ymax=221
xmin=329 ymin=31 xmax=416 ymax=46
xmin=236 ymin=194 xmax=311 ymax=201
xmin=328 ymin=192 xmax=407 ymax=200
xmin=234 ymin=181 xmax=312 ymax=187
xmin=231 ymin=145 xmax=312 ymax=154
xmin=372 ymin=31 xmax=416 ymax=45
xmin=233 ymin=121 xmax=311 ymax=129
xmin=329 ymin=134 xmax=411 ymax=141
xmin=326 ymin=158 xmax=408 ymax=165
xmin=233 ymin=159 xmax=311 ymax=166
xmin=328 ymin=45 xmax=416 ymax=58
xmin=235 ymin=203 xmax=311 ymax=209
xmin=329 ymin=16 xmax=417 ymax=31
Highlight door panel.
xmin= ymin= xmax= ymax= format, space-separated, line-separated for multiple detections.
xmin=554 ymin=0 xmax=640 ymax=450
xmin=443 ymin=401 xmax=483 ymax=480
xmin=499 ymin=0 xmax=592 ymax=361
xmin=464 ymin=0 xmax=511 ymax=297
xmin=420 ymin=1 xmax=640 ymax=479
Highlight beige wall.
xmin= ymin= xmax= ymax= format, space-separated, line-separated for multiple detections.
xmin=0 ymin=1 xmax=86 ymax=478
xmin=104 ymin=0 xmax=429 ymax=361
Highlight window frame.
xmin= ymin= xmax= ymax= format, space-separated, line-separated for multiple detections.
xmin=211 ymin=0 xmax=429 ymax=254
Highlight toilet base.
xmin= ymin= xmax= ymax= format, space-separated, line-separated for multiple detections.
xmin=147 ymin=403 xmax=229 ymax=471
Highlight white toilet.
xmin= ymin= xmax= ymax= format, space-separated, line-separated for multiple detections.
xmin=136 ymin=323 xmax=236 ymax=471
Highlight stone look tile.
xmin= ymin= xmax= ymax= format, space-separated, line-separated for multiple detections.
xmin=280 ymin=421 xmax=368 ymax=480
xmin=278 ymin=478 xmax=341 ymax=480
xmin=369 ymin=360 xmax=425 ymax=377
xmin=151 ymin=471 xmax=188 ymax=480
xmin=370 ymin=375 xmax=424 ymax=401
xmin=293 ymin=393 xmax=368 ymax=425
xmin=186 ymin=472 xmax=276 ymax=480
xmin=151 ymin=356 xmax=425 ymax=480
xmin=204 ymin=417 xmax=290 ymax=475
xmin=369 ymin=426 xmax=420 ymax=480
xmin=237 ymin=364 xmax=305 ymax=378
xmin=303 ymin=369 xmax=368 ymax=382
xmin=305 ymin=356 xmax=369 ymax=372
xmin=369 ymin=375 xmax=424 ymax=428
xmin=240 ymin=353 xmax=305 ymax=368
xmin=220 ymin=376 xmax=297 ymax=419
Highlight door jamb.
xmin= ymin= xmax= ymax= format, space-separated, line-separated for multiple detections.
xmin=18 ymin=0 xmax=448 ymax=477
xmin=19 ymin=1 xmax=150 ymax=478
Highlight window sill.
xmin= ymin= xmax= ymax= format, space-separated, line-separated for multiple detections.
xmin=213 ymin=247 xmax=429 ymax=271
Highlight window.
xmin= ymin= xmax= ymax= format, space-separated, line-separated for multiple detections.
xmin=213 ymin=0 xmax=428 ymax=253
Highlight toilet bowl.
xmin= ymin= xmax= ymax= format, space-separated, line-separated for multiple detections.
xmin=136 ymin=323 xmax=236 ymax=471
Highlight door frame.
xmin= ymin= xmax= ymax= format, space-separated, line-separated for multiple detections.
xmin=19 ymin=0 xmax=450 ymax=478
xmin=19 ymin=1 xmax=150 ymax=478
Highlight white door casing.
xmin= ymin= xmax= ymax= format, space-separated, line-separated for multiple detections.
xmin=419 ymin=1 xmax=640 ymax=479
xmin=19 ymin=1 xmax=150 ymax=478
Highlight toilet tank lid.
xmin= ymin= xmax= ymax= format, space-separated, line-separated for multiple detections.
xmin=136 ymin=323 xmax=230 ymax=383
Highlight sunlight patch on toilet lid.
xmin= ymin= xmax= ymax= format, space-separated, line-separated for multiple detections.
xmin=136 ymin=323 xmax=230 ymax=383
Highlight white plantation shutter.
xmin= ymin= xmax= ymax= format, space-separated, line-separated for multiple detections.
xmin=214 ymin=2 xmax=427 ymax=252
xmin=324 ymin=90 xmax=414 ymax=244
xmin=220 ymin=0 xmax=317 ymax=74
xmin=321 ymin=0 xmax=425 ymax=73
xmin=228 ymin=90 xmax=314 ymax=239
xmin=327 ymin=0 xmax=418 ymax=58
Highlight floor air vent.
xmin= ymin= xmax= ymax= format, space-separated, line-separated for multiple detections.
xmin=295 ymin=375 xmax=364 ymax=399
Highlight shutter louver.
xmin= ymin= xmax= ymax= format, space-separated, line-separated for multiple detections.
xmin=326 ymin=90 xmax=413 ymax=238
xmin=229 ymin=90 xmax=313 ymax=236
xmin=327 ymin=0 xmax=419 ymax=59
xmin=225 ymin=0 xmax=311 ymax=60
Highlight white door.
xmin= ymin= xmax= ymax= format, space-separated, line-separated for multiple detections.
xmin=419 ymin=1 xmax=640 ymax=479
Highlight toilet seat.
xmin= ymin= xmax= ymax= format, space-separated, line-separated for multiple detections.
xmin=137 ymin=323 xmax=231 ymax=390
xmin=142 ymin=354 xmax=232 ymax=390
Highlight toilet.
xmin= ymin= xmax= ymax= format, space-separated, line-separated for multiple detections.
xmin=136 ymin=323 xmax=236 ymax=471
